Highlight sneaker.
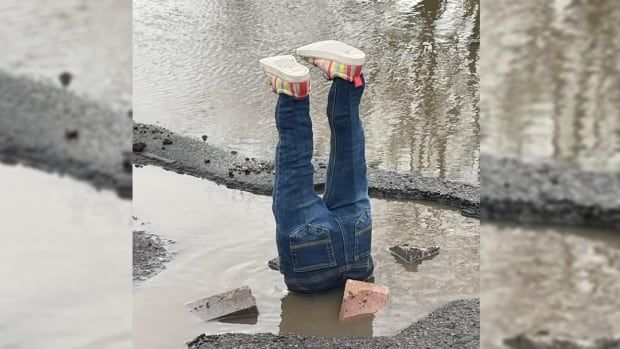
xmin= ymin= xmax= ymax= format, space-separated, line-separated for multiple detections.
xmin=296 ymin=40 xmax=365 ymax=87
xmin=259 ymin=55 xmax=310 ymax=99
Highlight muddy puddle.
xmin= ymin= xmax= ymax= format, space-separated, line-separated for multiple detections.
xmin=482 ymin=0 xmax=620 ymax=171
xmin=132 ymin=165 xmax=479 ymax=349
xmin=133 ymin=0 xmax=480 ymax=184
xmin=0 ymin=164 xmax=132 ymax=348
xmin=481 ymin=223 xmax=620 ymax=348
xmin=0 ymin=0 xmax=131 ymax=109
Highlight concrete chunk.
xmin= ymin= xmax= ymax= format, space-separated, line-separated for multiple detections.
xmin=389 ymin=244 xmax=439 ymax=263
xmin=339 ymin=279 xmax=390 ymax=320
xmin=267 ymin=257 xmax=280 ymax=271
xmin=186 ymin=286 xmax=258 ymax=321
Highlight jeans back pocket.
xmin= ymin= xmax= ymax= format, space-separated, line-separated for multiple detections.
xmin=354 ymin=210 xmax=372 ymax=260
xmin=289 ymin=224 xmax=337 ymax=273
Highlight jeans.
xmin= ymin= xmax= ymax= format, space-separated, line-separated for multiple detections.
xmin=272 ymin=75 xmax=373 ymax=294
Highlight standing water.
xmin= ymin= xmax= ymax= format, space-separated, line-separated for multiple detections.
xmin=0 ymin=0 xmax=132 ymax=110
xmin=0 ymin=1 xmax=132 ymax=347
xmin=482 ymin=0 xmax=620 ymax=170
xmin=481 ymin=0 xmax=620 ymax=347
xmin=134 ymin=0 xmax=480 ymax=184
xmin=481 ymin=224 xmax=620 ymax=348
xmin=133 ymin=166 xmax=479 ymax=349
xmin=0 ymin=165 xmax=132 ymax=348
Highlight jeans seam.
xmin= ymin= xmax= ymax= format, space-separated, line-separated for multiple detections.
xmin=285 ymin=265 xmax=346 ymax=284
xmin=274 ymin=97 xmax=282 ymax=223
xmin=334 ymin=216 xmax=349 ymax=267
xmin=323 ymin=82 xmax=338 ymax=204
xmin=354 ymin=209 xmax=372 ymax=260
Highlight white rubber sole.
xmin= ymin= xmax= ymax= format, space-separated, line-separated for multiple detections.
xmin=296 ymin=40 xmax=365 ymax=65
xmin=259 ymin=55 xmax=309 ymax=83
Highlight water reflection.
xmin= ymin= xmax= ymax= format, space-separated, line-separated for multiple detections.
xmin=279 ymin=290 xmax=373 ymax=337
xmin=134 ymin=0 xmax=480 ymax=184
xmin=482 ymin=0 xmax=620 ymax=171
xmin=481 ymin=223 xmax=620 ymax=348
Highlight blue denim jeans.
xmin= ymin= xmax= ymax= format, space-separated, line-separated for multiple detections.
xmin=272 ymin=75 xmax=373 ymax=294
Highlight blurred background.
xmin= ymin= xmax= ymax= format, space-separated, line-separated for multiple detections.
xmin=481 ymin=0 xmax=620 ymax=348
xmin=0 ymin=1 xmax=132 ymax=348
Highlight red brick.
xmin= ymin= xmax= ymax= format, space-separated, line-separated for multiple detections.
xmin=339 ymin=279 xmax=390 ymax=320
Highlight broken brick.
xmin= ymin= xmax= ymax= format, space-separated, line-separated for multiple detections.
xmin=186 ymin=285 xmax=258 ymax=321
xmin=339 ymin=279 xmax=389 ymax=320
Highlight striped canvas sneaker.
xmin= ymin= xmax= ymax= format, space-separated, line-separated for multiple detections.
xmin=296 ymin=40 xmax=365 ymax=88
xmin=259 ymin=55 xmax=310 ymax=99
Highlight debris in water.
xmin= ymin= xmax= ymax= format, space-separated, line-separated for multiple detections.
xmin=268 ymin=257 xmax=280 ymax=271
xmin=202 ymin=135 xmax=208 ymax=141
xmin=162 ymin=138 xmax=173 ymax=145
xmin=59 ymin=71 xmax=73 ymax=87
xmin=229 ymin=158 xmax=274 ymax=175
xmin=64 ymin=129 xmax=79 ymax=140
xmin=133 ymin=142 xmax=147 ymax=153
xmin=389 ymin=244 xmax=439 ymax=263
xmin=186 ymin=286 xmax=259 ymax=321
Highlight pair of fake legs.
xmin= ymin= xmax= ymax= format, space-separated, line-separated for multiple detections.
xmin=264 ymin=41 xmax=373 ymax=294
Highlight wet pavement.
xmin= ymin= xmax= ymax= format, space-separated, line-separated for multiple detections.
xmin=134 ymin=0 xmax=480 ymax=184
xmin=0 ymin=72 xmax=132 ymax=198
xmin=481 ymin=155 xmax=620 ymax=230
xmin=133 ymin=226 xmax=172 ymax=283
xmin=132 ymin=165 xmax=479 ymax=349
xmin=0 ymin=164 xmax=132 ymax=349
xmin=132 ymin=122 xmax=480 ymax=215
xmin=0 ymin=0 xmax=132 ymax=197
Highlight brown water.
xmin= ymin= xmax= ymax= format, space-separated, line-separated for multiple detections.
xmin=0 ymin=2 xmax=132 ymax=347
xmin=481 ymin=0 xmax=620 ymax=171
xmin=0 ymin=0 xmax=132 ymax=109
xmin=132 ymin=166 xmax=479 ymax=348
xmin=481 ymin=223 xmax=620 ymax=349
xmin=0 ymin=164 xmax=132 ymax=348
xmin=133 ymin=0 xmax=480 ymax=184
